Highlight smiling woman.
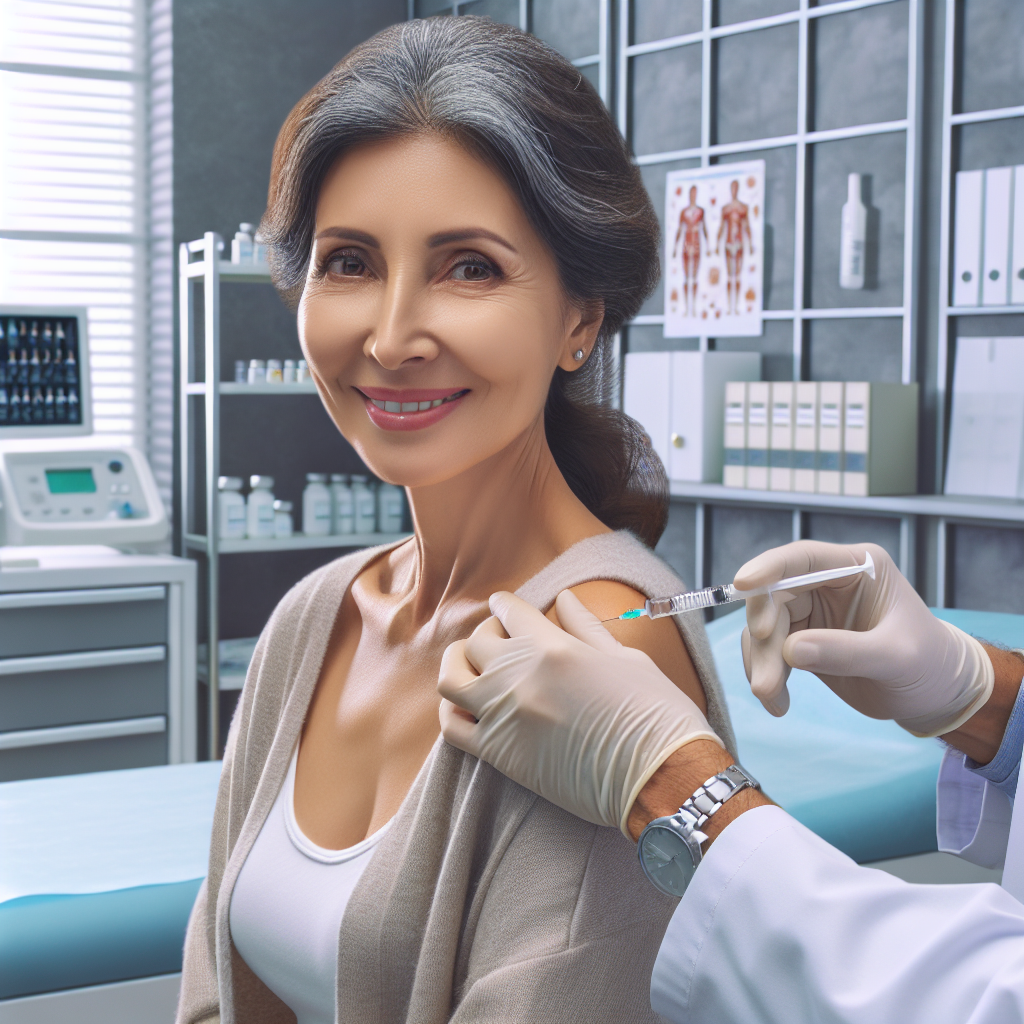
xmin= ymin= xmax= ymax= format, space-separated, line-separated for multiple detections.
xmin=176 ymin=16 xmax=735 ymax=1024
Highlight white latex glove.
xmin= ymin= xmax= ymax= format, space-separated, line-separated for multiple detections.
xmin=437 ymin=589 xmax=723 ymax=837
xmin=737 ymin=540 xmax=994 ymax=737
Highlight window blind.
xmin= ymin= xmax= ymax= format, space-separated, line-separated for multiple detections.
xmin=0 ymin=0 xmax=145 ymax=445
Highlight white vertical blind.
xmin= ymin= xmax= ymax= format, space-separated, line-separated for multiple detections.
xmin=0 ymin=0 xmax=146 ymax=445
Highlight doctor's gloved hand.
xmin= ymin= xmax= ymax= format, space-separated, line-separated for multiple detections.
xmin=736 ymin=540 xmax=994 ymax=737
xmin=437 ymin=590 xmax=723 ymax=838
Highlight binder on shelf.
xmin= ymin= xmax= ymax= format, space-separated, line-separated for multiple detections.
xmin=841 ymin=382 xmax=919 ymax=497
xmin=666 ymin=351 xmax=761 ymax=482
xmin=769 ymin=381 xmax=794 ymax=492
xmin=723 ymin=381 xmax=749 ymax=488
xmin=745 ymin=382 xmax=770 ymax=490
xmin=952 ymin=170 xmax=983 ymax=307
xmin=1012 ymin=165 xmax=1024 ymax=306
xmin=793 ymin=381 xmax=819 ymax=494
xmin=817 ymin=381 xmax=844 ymax=495
xmin=624 ymin=351 xmax=760 ymax=483
xmin=622 ymin=351 xmax=671 ymax=470
xmin=945 ymin=337 xmax=1024 ymax=499
xmin=982 ymin=166 xmax=1012 ymax=306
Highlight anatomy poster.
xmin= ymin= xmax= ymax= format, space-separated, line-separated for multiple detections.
xmin=664 ymin=160 xmax=765 ymax=338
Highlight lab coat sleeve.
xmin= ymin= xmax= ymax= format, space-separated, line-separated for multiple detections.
xmin=650 ymin=805 xmax=1024 ymax=1024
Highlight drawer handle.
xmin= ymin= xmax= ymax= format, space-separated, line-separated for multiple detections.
xmin=0 ymin=645 xmax=166 ymax=677
xmin=671 ymin=433 xmax=685 ymax=448
xmin=0 ymin=586 xmax=165 ymax=610
xmin=0 ymin=716 xmax=166 ymax=750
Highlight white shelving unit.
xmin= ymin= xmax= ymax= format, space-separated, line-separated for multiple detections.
xmin=178 ymin=233 xmax=408 ymax=757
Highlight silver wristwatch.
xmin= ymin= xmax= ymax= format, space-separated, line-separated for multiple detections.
xmin=638 ymin=763 xmax=760 ymax=897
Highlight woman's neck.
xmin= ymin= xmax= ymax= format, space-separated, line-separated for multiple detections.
xmin=401 ymin=417 xmax=606 ymax=623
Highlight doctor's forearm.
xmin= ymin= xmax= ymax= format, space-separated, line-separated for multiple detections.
xmin=942 ymin=645 xmax=1024 ymax=765
xmin=627 ymin=740 xmax=772 ymax=844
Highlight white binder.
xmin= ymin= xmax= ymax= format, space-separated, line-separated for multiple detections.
xmin=723 ymin=381 xmax=748 ymax=488
xmin=793 ymin=381 xmax=819 ymax=494
xmin=945 ymin=337 xmax=1024 ymax=499
xmin=745 ymin=381 xmax=770 ymax=490
xmin=622 ymin=351 xmax=671 ymax=470
xmin=953 ymin=170 xmax=984 ymax=307
xmin=982 ymin=166 xmax=1012 ymax=306
xmin=817 ymin=381 xmax=844 ymax=495
xmin=769 ymin=381 xmax=794 ymax=492
xmin=1012 ymin=165 xmax=1024 ymax=306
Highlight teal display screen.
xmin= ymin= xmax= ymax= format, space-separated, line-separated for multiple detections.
xmin=45 ymin=468 xmax=96 ymax=494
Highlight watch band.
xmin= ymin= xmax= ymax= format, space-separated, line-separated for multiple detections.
xmin=673 ymin=762 xmax=761 ymax=844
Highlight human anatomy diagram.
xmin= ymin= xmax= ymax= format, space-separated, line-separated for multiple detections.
xmin=664 ymin=160 xmax=764 ymax=338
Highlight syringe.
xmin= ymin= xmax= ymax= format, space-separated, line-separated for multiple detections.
xmin=606 ymin=551 xmax=875 ymax=621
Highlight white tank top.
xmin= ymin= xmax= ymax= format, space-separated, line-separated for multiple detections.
xmin=230 ymin=747 xmax=392 ymax=1024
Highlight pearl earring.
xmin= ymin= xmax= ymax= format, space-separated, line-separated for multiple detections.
xmin=573 ymin=349 xmax=584 ymax=361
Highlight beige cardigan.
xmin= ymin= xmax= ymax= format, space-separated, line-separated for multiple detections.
xmin=177 ymin=530 xmax=736 ymax=1024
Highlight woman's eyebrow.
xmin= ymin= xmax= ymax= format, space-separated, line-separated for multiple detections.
xmin=428 ymin=228 xmax=518 ymax=254
xmin=315 ymin=227 xmax=380 ymax=247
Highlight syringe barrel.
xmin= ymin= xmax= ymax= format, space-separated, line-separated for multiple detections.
xmin=646 ymin=585 xmax=739 ymax=618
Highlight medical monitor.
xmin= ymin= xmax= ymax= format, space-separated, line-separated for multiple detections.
xmin=0 ymin=306 xmax=92 ymax=438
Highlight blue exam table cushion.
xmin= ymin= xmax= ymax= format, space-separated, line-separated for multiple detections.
xmin=706 ymin=606 xmax=1024 ymax=865
xmin=0 ymin=761 xmax=220 ymax=999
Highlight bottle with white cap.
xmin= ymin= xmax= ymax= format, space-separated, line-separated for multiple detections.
xmin=349 ymin=474 xmax=377 ymax=533
xmin=330 ymin=473 xmax=354 ymax=534
xmin=273 ymin=499 xmax=294 ymax=538
xmin=246 ymin=475 xmax=276 ymax=538
xmin=232 ymin=223 xmax=254 ymax=264
xmin=303 ymin=473 xmax=332 ymax=536
xmin=376 ymin=482 xmax=405 ymax=533
xmin=218 ymin=476 xmax=246 ymax=539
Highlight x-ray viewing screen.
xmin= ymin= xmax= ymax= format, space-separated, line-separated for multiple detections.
xmin=664 ymin=160 xmax=765 ymax=339
xmin=0 ymin=313 xmax=84 ymax=429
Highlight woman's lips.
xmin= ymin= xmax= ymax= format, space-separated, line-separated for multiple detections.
xmin=356 ymin=387 xmax=470 ymax=432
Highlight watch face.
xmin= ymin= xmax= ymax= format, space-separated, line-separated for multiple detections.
xmin=640 ymin=824 xmax=697 ymax=897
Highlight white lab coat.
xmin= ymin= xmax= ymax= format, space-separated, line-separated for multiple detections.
xmin=651 ymin=749 xmax=1024 ymax=1023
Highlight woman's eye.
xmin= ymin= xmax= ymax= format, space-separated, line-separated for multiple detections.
xmin=326 ymin=252 xmax=367 ymax=277
xmin=450 ymin=260 xmax=494 ymax=283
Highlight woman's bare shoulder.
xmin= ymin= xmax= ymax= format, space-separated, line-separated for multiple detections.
xmin=547 ymin=578 xmax=707 ymax=714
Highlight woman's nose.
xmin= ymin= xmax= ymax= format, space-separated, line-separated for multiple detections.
xmin=366 ymin=274 xmax=438 ymax=369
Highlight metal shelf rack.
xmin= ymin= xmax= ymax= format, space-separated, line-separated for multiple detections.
xmin=178 ymin=232 xmax=408 ymax=758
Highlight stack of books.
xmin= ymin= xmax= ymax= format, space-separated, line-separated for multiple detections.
xmin=723 ymin=380 xmax=918 ymax=497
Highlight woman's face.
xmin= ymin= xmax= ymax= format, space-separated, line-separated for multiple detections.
xmin=298 ymin=132 xmax=599 ymax=488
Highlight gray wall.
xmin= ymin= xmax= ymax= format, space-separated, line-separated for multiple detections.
xmin=170 ymin=0 xmax=406 ymax=641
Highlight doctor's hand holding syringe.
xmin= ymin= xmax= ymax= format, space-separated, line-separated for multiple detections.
xmin=438 ymin=540 xmax=1024 ymax=1024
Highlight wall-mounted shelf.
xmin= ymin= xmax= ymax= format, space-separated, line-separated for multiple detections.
xmin=184 ymin=531 xmax=410 ymax=554
xmin=669 ymin=482 xmax=1024 ymax=525
xmin=185 ymin=381 xmax=318 ymax=395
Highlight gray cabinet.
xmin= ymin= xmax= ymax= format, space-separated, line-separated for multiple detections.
xmin=0 ymin=553 xmax=196 ymax=780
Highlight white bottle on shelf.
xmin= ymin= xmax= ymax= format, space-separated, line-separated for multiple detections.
xmin=303 ymin=473 xmax=332 ymax=535
xmin=350 ymin=474 xmax=377 ymax=534
xmin=273 ymin=499 xmax=294 ymax=537
xmin=330 ymin=473 xmax=354 ymax=534
xmin=377 ymin=482 xmax=405 ymax=533
xmin=218 ymin=476 xmax=246 ymax=539
xmin=839 ymin=173 xmax=866 ymax=290
xmin=232 ymin=223 xmax=254 ymax=264
xmin=246 ymin=475 xmax=276 ymax=538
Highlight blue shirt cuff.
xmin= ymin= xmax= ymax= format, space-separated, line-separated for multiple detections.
xmin=965 ymin=661 xmax=1024 ymax=800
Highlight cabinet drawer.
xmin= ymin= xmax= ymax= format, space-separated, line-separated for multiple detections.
xmin=0 ymin=718 xmax=166 ymax=782
xmin=0 ymin=587 xmax=167 ymax=658
xmin=0 ymin=647 xmax=167 ymax=731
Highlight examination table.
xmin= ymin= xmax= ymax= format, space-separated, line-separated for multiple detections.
xmin=2 ymin=607 xmax=1022 ymax=1023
